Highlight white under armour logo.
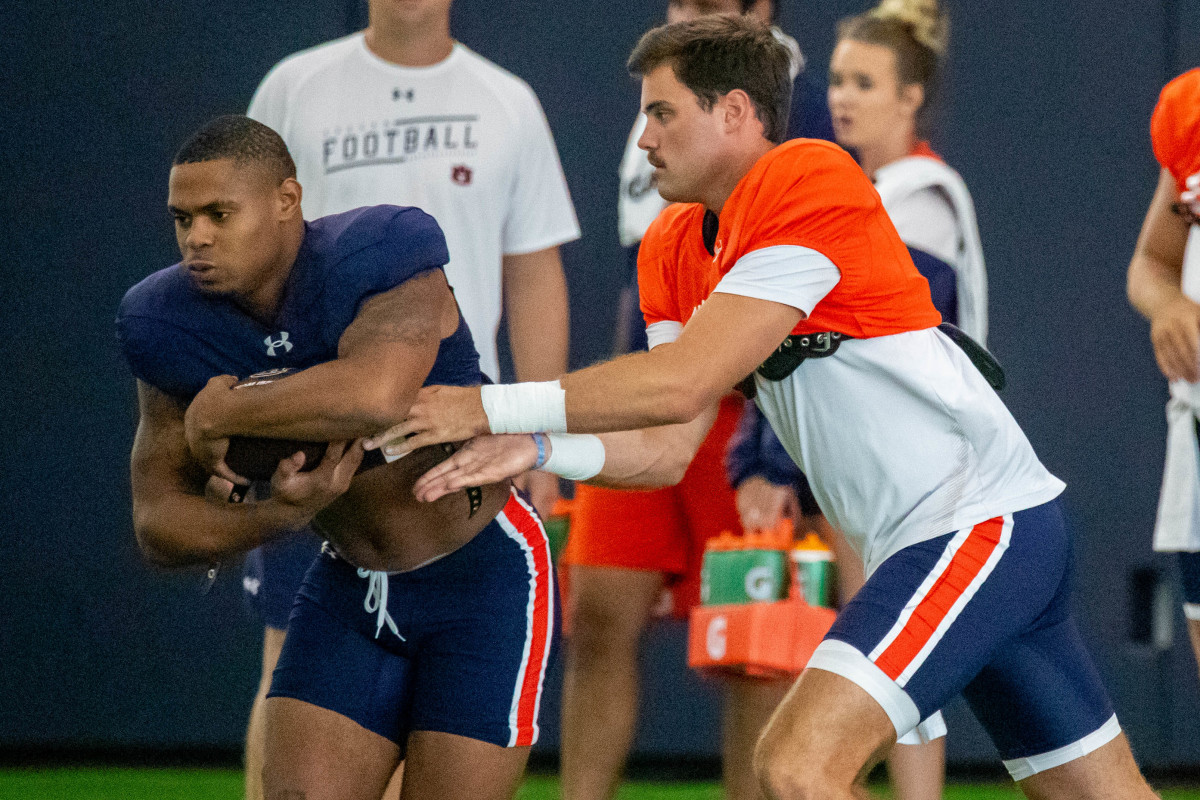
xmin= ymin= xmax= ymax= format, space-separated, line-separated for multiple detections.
xmin=264 ymin=331 xmax=293 ymax=356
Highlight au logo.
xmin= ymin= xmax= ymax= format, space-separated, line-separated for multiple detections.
xmin=451 ymin=164 xmax=473 ymax=185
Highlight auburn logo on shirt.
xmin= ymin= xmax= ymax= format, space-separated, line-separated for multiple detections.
xmin=452 ymin=165 xmax=473 ymax=185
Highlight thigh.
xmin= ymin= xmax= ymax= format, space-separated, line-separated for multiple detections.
xmin=400 ymin=731 xmax=528 ymax=800
xmin=561 ymin=483 xmax=686 ymax=625
xmin=268 ymin=557 xmax=416 ymax=750
xmin=810 ymin=502 xmax=1072 ymax=740
xmin=264 ymin=696 xmax=401 ymax=800
xmin=567 ymin=565 xmax=666 ymax=647
xmin=408 ymin=497 xmax=558 ymax=749
xmin=964 ymin=613 xmax=1116 ymax=780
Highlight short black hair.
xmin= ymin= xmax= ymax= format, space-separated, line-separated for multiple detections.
xmin=629 ymin=16 xmax=792 ymax=144
xmin=173 ymin=115 xmax=296 ymax=182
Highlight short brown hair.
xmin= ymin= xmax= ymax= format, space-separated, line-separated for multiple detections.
xmin=628 ymin=16 xmax=792 ymax=144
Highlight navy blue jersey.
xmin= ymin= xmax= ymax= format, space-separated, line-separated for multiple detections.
xmin=117 ymin=205 xmax=483 ymax=400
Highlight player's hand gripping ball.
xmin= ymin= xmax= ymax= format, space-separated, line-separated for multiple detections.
xmin=223 ymin=368 xmax=328 ymax=481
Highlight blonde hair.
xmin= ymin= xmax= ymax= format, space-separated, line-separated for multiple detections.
xmin=870 ymin=0 xmax=948 ymax=56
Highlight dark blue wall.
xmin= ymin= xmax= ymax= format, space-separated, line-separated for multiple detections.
xmin=3 ymin=0 xmax=1198 ymax=768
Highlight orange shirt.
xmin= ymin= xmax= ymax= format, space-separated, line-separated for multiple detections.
xmin=638 ymin=139 xmax=940 ymax=339
xmin=1151 ymin=68 xmax=1200 ymax=193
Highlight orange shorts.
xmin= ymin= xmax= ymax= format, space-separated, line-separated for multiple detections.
xmin=561 ymin=395 xmax=745 ymax=617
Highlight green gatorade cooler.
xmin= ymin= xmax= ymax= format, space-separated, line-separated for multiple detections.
xmin=700 ymin=530 xmax=790 ymax=605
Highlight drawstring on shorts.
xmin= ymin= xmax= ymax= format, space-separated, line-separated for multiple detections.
xmin=357 ymin=568 xmax=404 ymax=641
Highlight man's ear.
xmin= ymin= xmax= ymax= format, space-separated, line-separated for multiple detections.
xmin=277 ymin=177 xmax=303 ymax=219
xmin=722 ymin=89 xmax=761 ymax=135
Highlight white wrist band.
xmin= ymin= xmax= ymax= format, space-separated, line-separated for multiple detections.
xmin=542 ymin=434 xmax=606 ymax=481
xmin=480 ymin=381 xmax=568 ymax=434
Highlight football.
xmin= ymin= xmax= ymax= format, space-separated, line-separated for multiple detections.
xmin=223 ymin=368 xmax=328 ymax=481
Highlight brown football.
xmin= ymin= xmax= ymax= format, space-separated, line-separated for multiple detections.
xmin=224 ymin=368 xmax=328 ymax=481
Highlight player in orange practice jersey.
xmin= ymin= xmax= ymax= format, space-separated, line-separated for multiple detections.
xmin=379 ymin=16 xmax=1157 ymax=800
xmin=1128 ymin=67 xmax=1200 ymax=681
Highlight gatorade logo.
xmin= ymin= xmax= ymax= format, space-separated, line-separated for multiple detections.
xmin=706 ymin=616 xmax=728 ymax=660
xmin=745 ymin=566 xmax=776 ymax=601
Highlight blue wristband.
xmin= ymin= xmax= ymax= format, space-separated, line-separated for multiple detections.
xmin=532 ymin=433 xmax=548 ymax=470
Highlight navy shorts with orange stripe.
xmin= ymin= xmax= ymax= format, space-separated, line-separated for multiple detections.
xmin=268 ymin=491 xmax=558 ymax=753
xmin=808 ymin=500 xmax=1119 ymax=781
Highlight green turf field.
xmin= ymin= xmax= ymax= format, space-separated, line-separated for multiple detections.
xmin=3 ymin=769 xmax=1200 ymax=799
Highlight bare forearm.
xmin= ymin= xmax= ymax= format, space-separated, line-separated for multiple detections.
xmin=561 ymin=346 xmax=715 ymax=433
xmin=1129 ymin=168 xmax=1191 ymax=321
xmin=587 ymin=406 xmax=715 ymax=489
xmin=506 ymin=258 xmax=569 ymax=382
xmin=202 ymin=359 xmax=419 ymax=441
xmin=1129 ymin=253 xmax=1187 ymax=322
xmin=134 ymin=493 xmax=308 ymax=566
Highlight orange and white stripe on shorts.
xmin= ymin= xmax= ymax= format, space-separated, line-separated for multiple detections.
xmin=495 ymin=490 xmax=555 ymax=747
xmin=869 ymin=515 xmax=1013 ymax=687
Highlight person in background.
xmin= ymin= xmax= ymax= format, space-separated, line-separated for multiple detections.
xmin=243 ymin=1 xmax=579 ymax=796
xmin=1127 ymin=67 xmax=1200 ymax=680
xmin=560 ymin=2 xmax=832 ymax=798
xmin=727 ymin=0 xmax=987 ymax=796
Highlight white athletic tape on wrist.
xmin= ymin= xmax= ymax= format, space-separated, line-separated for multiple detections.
xmin=542 ymin=434 xmax=605 ymax=481
xmin=481 ymin=381 xmax=568 ymax=434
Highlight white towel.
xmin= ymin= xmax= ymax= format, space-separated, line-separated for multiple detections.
xmin=1154 ymin=227 xmax=1200 ymax=552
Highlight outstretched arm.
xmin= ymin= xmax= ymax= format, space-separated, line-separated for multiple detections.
xmin=185 ymin=269 xmax=458 ymax=470
xmin=412 ymin=403 xmax=718 ymax=503
xmin=1128 ymin=167 xmax=1199 ymax=382
xmin=130 ymin=381 xmax=362 ymax=567
xmin=371 ymin=292 xmax=801 ymax=451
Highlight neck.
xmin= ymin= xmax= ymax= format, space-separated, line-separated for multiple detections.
xmin=241 ymin=220 xmax=306 ymax=324
xmin=855 ymin=128 xmax=917 ymax=178
xmin=705 ymin=138 xmax=776 ymax=215
xmin=364 ymin=12 xmax=454 ymax=67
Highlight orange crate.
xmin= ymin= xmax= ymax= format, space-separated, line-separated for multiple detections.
xmin=688 ymin=597 xmax=837 ymax=679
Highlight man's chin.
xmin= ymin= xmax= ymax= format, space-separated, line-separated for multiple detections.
xmin=655 ymin=181 xmax=697 ymax=204
xmin=187 ymin=275 xmax=234 ymax=298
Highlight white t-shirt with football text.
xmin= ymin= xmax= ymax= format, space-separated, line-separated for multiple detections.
xmin=249 ymin=34 xmax=581 ymax=380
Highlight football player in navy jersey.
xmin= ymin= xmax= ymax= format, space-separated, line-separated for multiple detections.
xmin=118 ymin=115 xmax=555 ymax=800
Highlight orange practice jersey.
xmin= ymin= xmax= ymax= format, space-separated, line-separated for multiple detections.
xmin=638 ymin=139 xmax=940 ymax=339
xmin=1152 ymin=68 xmax=1200 ymax=193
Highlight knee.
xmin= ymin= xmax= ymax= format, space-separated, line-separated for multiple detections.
xmin=567 ymin=595 xmax=645 ymax=663
xmin=753 ymin=722 xmax=841 ymax=800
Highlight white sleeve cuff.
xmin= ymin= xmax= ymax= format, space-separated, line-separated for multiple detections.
xmin=542 ymin=433 xmax=605 ymax=480
xmin=713 ymin=245 xmax=840 ymax=315
xmin=645 ymin=320 xmax=683 ymax=349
